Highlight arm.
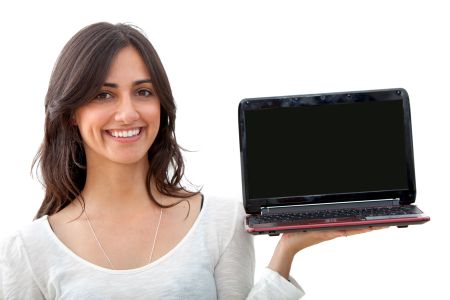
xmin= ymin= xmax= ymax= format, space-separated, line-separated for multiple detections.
xmin=214 ymin=205 xmax=255 ymax=299
xmin=214 ymin=202 xmax=304 ymax=300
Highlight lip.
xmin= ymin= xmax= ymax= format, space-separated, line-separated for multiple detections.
xmin=104 ymin=127 xmax=144 ymax=143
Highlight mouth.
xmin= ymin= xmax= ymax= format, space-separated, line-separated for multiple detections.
xmin=105 ymin=127 xmax=143 ymax=141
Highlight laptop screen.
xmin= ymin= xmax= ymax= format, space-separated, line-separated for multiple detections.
xmin=242 ymin=96 xmax=411 ymax=204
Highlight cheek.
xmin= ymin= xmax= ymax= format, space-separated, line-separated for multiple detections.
xmin=75 ymin=108 xmax=108 ymax=141
xmin=142 ymin=104 xmax=161 ymax=141
xmin=145 ymin=103 xmax=161 ymax=126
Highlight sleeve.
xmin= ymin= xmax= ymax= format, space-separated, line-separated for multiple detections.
xmin=214 ymin=201 xmax=305 ymax=300
xmin=247 ymin=267 xmax=305 ymax=299
xmin=0 ymin=234 xmax=45 ymax=300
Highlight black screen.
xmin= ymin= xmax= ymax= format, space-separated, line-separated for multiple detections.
xmin=245 ymin=100 xmax=408 ymax=200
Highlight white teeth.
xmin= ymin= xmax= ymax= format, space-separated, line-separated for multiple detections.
xmin=110 ymin=128 xmax=140 ymax=138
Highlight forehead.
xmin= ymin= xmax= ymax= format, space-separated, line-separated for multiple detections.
xmin=104 ymin=46 xmax=151 ymax=82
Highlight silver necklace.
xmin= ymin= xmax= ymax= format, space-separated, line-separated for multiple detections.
xmin=83 ymin=207 xmax=163 ymax=269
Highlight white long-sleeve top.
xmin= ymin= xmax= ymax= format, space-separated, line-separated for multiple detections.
xmin=0 ymin=195 xmax=305 ymax=299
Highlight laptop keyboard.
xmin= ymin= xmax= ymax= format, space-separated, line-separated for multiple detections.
xmin=250 ymin=205 xmax=420 ymax=225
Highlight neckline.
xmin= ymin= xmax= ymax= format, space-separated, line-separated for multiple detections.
xmin=42 ymin=194 xmax=207 ymax=274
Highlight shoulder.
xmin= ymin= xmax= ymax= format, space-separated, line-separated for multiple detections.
xmin=0 ymin=217 xmax=43 ymax=250
xmin=0 ymin=230 xmax=23 ymax=263
xmin=202 ymin=194 xmax=245 ymax=227
xmin=0 ymin=216 xmax=51 ymax=268
xmin=200 ymin=194 xmax=248 ymax=249
xmin=17 ymin=216 xmax=50 ymax=247
xmin=0 ymin=230 xmax=28 ymax=280
xmin=0 ymin=220 xmax=48 ymax=298
xmin=0 ymin=219 xmax=48 ymax=286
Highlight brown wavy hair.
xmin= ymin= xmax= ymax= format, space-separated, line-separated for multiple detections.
xmin=33 ymin=22 xmax=199 ymax=219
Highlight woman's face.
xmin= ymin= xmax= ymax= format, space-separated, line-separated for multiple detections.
xmin=74 ymin=46 xmax=160 ymax=166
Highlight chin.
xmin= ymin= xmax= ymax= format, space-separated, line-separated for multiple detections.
xmin=117 ymin=157 xmax=148 ymax=166
xmin=108 ymin=152 xmax=149 ymax=166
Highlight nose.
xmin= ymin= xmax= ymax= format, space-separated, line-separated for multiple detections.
xmin=114 ymin=95 xmax=139 ymax=124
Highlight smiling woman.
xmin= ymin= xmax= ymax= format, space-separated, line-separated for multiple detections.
xmin=0 ymin=22 xmax=375 ymax=300
xmin=33 ymin=23 xmax=195 ymax=218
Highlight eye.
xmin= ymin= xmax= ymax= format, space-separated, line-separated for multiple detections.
xmin=137 ymin=89 xmax=153 ymax=97
xmin=94 ymin=92 xmax=113 ymax=101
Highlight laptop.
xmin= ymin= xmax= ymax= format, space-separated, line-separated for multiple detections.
xmin=238 ymin=88 xmax=430 ymax=235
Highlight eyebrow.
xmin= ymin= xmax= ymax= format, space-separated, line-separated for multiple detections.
xmin=103 ymin=79 xmax=152 ymax=88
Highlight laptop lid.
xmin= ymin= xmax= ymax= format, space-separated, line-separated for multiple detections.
xmin=238 ymin=88 xmax=416 ymax=215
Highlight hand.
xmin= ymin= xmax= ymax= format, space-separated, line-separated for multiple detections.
xmin=280 ymin=227 xmax=386 ymax=256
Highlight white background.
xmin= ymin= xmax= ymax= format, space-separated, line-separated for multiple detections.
xmin=0 ymin=1 xmax=448 ymax=299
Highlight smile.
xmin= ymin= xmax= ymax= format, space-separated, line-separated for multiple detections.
xmin=106 ymin=128 xmax=142 ymax=138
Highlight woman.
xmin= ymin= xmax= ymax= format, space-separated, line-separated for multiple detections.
xmin=0 ymin=22 xmax=376 ymax=299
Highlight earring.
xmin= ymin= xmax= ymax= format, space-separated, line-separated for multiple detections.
xmin=72 ymin=145 xmax=86 ymax=169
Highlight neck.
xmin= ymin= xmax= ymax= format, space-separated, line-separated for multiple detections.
xmin=80 ymin=157 xmax=160 ymax=216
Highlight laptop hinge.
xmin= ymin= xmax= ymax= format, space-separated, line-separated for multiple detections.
xmin=261 ymin=198 xmax=401 ymax=215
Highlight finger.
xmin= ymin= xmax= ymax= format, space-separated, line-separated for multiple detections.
xmin=343 ymin=226 xmax=389 ymax=237
xmin=371 ymin=226 xmax=389 ymax=230
xmin=342 ymin=228 xmax=373 ymax=237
